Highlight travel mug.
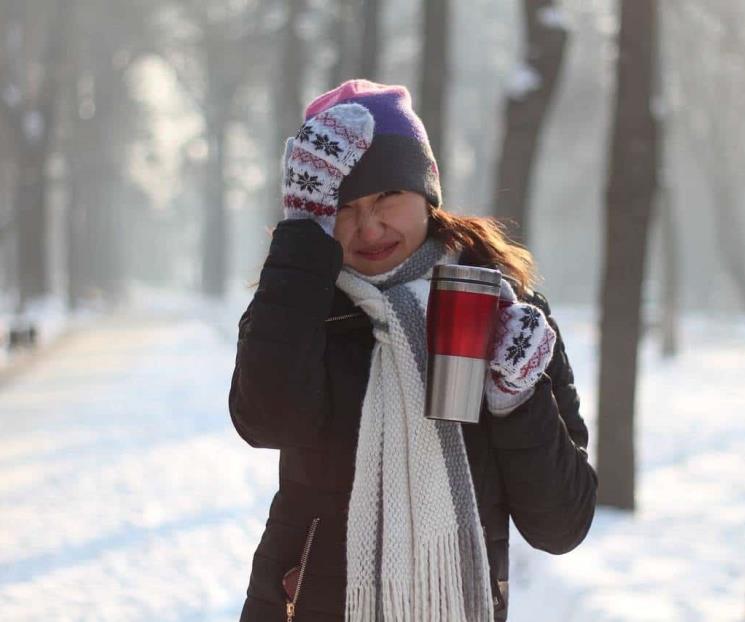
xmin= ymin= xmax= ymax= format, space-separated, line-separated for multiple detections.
xmin=425 ymin=265 xmax=502 ymax=424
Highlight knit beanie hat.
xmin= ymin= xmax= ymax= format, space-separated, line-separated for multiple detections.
xmin=301 ymin=79 xmax=442 ymax=209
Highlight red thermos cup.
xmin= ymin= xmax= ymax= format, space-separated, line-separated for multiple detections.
xmin=425 ymin=265 xmax=503 ymax=424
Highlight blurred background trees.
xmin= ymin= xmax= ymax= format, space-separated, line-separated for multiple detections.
xmin=1 ymin=0 xmax=69 ymax=309
xmin=1 ymin=0 xmax=745 ymax=509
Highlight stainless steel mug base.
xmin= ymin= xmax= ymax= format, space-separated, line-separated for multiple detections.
xmin=425 ymin=353 xmax=487 ymax=424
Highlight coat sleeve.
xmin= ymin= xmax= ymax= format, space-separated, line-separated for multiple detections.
xmin=228 ymin=219 xmax=343 ymax=449
xmin=486 ymin=290 xmax=598 ymax=554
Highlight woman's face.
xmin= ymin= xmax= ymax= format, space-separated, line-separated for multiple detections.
xmin=333 ymin=190 xmax=430 ymax=275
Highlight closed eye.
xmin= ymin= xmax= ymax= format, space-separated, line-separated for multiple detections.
xmin=339 ymin=191 xmax=402 ymax=211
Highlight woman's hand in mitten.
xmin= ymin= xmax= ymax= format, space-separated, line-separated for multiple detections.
xmin=281 ymin=103 xmax=375 ymax=236
xmin=484 ymin=278 xmax=557 ymax=416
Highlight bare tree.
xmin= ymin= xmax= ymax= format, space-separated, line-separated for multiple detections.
xmin=275 ymin=0 xmax=305 ymax=148
xmin=418 ymin=0 xmax=450 ymax=186
xmin=492 ymin=0 xmax=568 ymax=243
xmin=327 ymin=0 xmax=359 ymax=88
xmin=653 ymin=10 xmax=678 ymax=357
xmin=265 ymin=0 xmax=307 ymax=246
xmin=359 ymin=0 xmax=382 ymax=80
xmin=596 ymin=0 xmax=660 ymax=511
xmin=697 ymin=21 xmax=745 ymax=311
xmin=657 ymin=173 xmax=679 ymax=357
xmin=707 ymin=16 xmax=745 ymax=311
xmin=327 ymin=0 xmax=382 ymax=87
xmin=0 ymin=117 xmax=14 ymax=295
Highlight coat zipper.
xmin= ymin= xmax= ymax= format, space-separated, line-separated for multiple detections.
xmin=325 ymin=312 xmax=363 ymax=323
xmin=286 ymin=516 xmax=320 ymax=622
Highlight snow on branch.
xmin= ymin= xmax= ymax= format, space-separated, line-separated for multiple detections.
xmin=505 ymin=62 xmax=543 ymax=100
xmin=537 ymin=6 xmax=569 ymax=31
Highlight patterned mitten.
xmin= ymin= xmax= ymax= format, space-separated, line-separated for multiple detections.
xmin=484 ymin=278 xmax=557 ymax=416
xmin=281 ymin=103 xmax=375 ymax=235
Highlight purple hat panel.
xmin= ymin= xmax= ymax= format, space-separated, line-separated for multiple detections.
xmin=303 ymin=80 xmax=429 ymax=144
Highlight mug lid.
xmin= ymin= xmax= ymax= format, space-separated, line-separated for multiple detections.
xmin=432 ymin=264 xmax=502 ymax=287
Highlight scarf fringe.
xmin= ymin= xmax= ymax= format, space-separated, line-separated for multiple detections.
xmin=346 ymin=582 xmax=379 ymax=622
xmin=346 ymin=527 xmax=494 ymax=622
xmin=459 ymin=525 xmax=496 ymax=622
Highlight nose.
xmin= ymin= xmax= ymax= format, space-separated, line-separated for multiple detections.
xmin=355 ymin=204 xmax=385 ymax=243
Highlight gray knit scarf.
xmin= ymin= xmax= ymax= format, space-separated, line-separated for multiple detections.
xmin=336 ymin=237 xmax=495 ymax=622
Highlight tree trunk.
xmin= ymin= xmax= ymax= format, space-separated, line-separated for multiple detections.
xmin=267 ymin=0 xmax=306 ymax=232
xmin=3 ymin=0 xmax=68 ymax=312
xmin=279 ymin=0 xmax=304 ymax=137
xmin=418 ymin=0 xmax=450 ymax=186
xmin=359 ymin=0 xmax=381 ymax=80
xmin=199 ymin=8 xmax=269 ymax=299
xmin=65 ymin=178 xmax=88 ymax=309
xmin=15 ymin=146 xmax=49 ymax=309
xmin=327 ymin=0 xmax=359 ymax=89
xmin=492 ymin=0 xmax=568 ymax=243
xmin=653 ymin=7 xmax=677 ymax=357
xmin=710 ymin=179 xmax=745 ymax=312
xmin=88 ymin=174 xmax=125 ymax=303
xmin=710 ymin=21 xmax=745 ymax=312
xmin=201 ymin=124 xmax=227 ymax=298
xmin=658 ymin=177 xmax=679 ymax=357
xmin=596 ymin=0 xmax=659 ymax=511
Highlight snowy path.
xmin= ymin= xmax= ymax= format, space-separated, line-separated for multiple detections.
xmin=0 ymin=312 xmax=278 ymax=622
xmin=1 ymin=307 xmax=744 ymax=621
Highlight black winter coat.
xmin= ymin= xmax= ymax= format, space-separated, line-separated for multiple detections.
xmin=229 ymin=219 xmax=597 ymax=622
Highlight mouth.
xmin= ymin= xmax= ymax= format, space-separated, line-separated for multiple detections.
xmin=356 ymin=241 xmax=399 ymax=261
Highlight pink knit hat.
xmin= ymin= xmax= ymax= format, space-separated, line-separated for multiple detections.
xmin=301 ymin=79 xmax=442 ymax=209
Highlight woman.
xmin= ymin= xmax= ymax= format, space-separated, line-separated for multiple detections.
xmin=229 ymin=79 xmax=597 ymax=622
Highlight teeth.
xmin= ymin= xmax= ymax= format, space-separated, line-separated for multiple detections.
xmin=362 ymin=244 xmax=394 ymax=254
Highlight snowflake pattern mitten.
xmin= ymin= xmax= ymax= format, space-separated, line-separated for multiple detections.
xmin=281 ymin=103 xmax=375 ymax=235
xmin=484 ymin=278 xmax=557 ymax=416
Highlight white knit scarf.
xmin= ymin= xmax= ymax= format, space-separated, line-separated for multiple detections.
xmin=335 ymin=237 xmax=495 ymax=622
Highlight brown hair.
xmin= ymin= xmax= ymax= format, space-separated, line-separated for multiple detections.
xmin=246 ymin=207 xmax=540 ymax=295
xmin=427 ymin=205 xmax=539 ymax=298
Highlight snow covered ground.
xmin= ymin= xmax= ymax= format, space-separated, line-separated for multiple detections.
xmin=0 ymin=302 xmax=743 ymax=621
xmin=0 ymin=310 xmax=277 ymax=621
